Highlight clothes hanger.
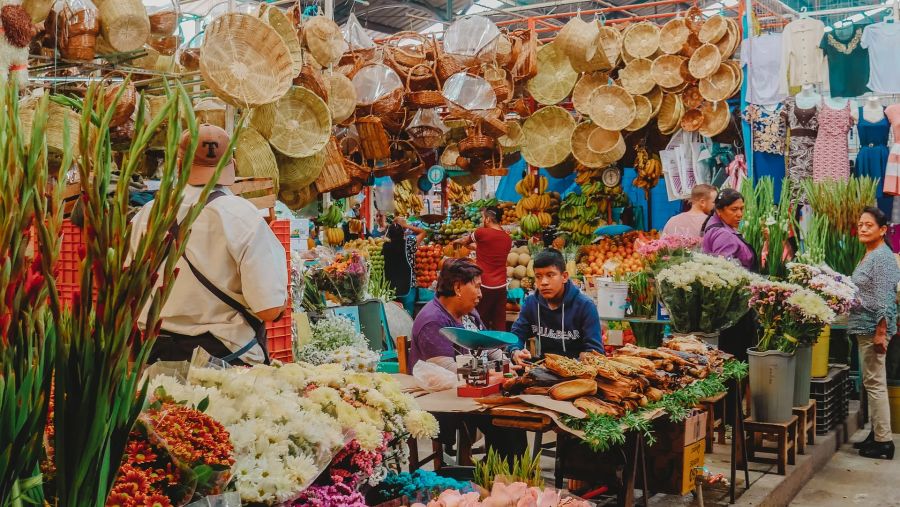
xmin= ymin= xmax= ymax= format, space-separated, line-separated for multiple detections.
xmin=799 ymin=6 xmax=810 ymax=19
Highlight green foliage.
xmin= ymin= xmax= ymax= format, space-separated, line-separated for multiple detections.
xmin=473 ymin=448 xmax=544 ymax=491
xmin=802 ymin=177 xmax=878 ymax=275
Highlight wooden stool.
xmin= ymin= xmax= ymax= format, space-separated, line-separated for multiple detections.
xmin=698 ymin=392 xmax=727 ymax=454
xmin=744 ymin=416 xmax=798 ymax=475
xmin=792 ymin=400 xmax=816 ymax=454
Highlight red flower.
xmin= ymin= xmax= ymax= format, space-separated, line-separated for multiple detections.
xmin=140 ymin=494 xmax=173 ymax=507
xmin=125 ymin=440 xmax=158 ymax=464
xmin=106 ymin=492 xmax=136 ymax=507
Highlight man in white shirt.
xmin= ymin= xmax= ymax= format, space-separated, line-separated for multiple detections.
xmin=131 ymin=125 xmax=288 ymax=365
xmin=661 ymin=184 xmax=718 ymax=239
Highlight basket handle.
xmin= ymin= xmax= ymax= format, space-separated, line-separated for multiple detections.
xmin=405 ymin=62 xmax=441 ymax=92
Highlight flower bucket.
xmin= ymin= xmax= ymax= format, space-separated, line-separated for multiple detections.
xmin=595 ymin=277 xmax=629 ymax=319
xmin=812 ymin=325 xmax=830 ymax=378
xmin=793 ymin=344 xmax=813 ymax=407
xmin=747 ymin=347 xmax=796 ymax=423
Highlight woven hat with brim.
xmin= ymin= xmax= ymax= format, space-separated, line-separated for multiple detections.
xmin=589 ymin=85 xmax=636 ymax=131
xmin=303 ymin=16 xmax=344 ymax=67
xmin=572 ymin=72 xmax=609 ymax=116
xmin=644 ymin=86 xmax=663 ymax=118
xmin=651 ymin=54 xmax=686 ymax=89
xmin=623 ymin=22 xmax=660 ymax=59
xmin=659 ymin=18 xmax=690 ymax=54
xmin=699 ymin=62 xmax=737 ymax=102
xmin=620 ymin=58 xmax=655 ymax=95
xmin=234 ymin=127 xmax=276 ymax=186
xmin=699 ymin=100 xmax=731 ymax=137
xmin=688 ymin=43 xmax=721 ymax=79
xmin=250 ymin=86 xmax=332 ymax=158
xmin=326 ymin=71 xmax=357 ymax=124
xmin=699 ymin=15 xmax=728 ymax=44
xmin=181 ymin=124 xmax=236 ymax=186
xmin=526 ymin=42 xmax=578 ymax=105
xmin=658 ymin=93 xmax=684 ymax=135
xmin=681 ymin=108 xmax=704 ymax=132
xmin=557 ymin=17 xmax=600 ymax=65
xmin=521 ymin=105 xmax=576 ymax=168
xmin=587 ymin=126 xmax=626 ymax=164
xmin=625 ymin=94 xmax=652 ymax=131
xmin=572 ymin=122 xmax=608 ymax=168
xmin=597 ymin=25 xmax=623 ymax=68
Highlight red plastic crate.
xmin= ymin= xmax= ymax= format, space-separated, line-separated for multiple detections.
xmin=58 ymin=219 xmax=84 ymax=285
xmin=267 ymin=307 xmax=293 ymax=362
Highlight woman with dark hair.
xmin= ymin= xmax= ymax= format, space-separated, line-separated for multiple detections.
xmin=701 ymin=188 xmax=757 ymax=271
xmin=849 ymin=206 xmax=899 ymax=459
xmin=382 ymin=216 xmax=425 ymax=314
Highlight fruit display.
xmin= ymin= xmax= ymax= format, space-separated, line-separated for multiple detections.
xmin=499 ymin=202 xmax=518 ymax=225
xmin=394 ymin=179 xmax=424 ymax=216
xmin=559 ymin=193 xmax=607 ymax=246
xmin=430 ymin=219 xmax=476 ymax=245
xmin=415 ymin=243 xmax=443 ymax=288
xmin=505 ymin=245 xmax=534 ymax=290
xmin=443 ymin=244 xmax=471 ymax=259
xmin=449 ymin=204 xmax=482 ymax=225
xmin=344 ymin=237 xmax=386 ymax=275
xmin=632 ymin=145 xmax=663 ymax=195
xmin=324 ymin=227 xmax=345 ymax=246
xmin=577 ymin=231 xmax=659 ymax=278
xmin=515 ymin=174 xmax=552 ymax=236
xmin=446 ymin=179 xmax=474 ymax=205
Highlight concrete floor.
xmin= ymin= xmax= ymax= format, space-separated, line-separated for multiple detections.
xmin=792 ymin=428 xmax=900 ymax=507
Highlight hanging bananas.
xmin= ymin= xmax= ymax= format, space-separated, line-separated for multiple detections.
xmin=446 ymin=179 xmax=474 ymax=204
xmin=515 ymin=173 xmax=551 ymax=235
xmin=394 ymin=179 xmax=424 ymax=216
xmin=632 ymin=144 xmax=662 ymax=191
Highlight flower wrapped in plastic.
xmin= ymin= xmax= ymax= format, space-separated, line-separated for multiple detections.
xmin=656 ymin=253 xmax=754 ymax=334
xmin=636 ymin=235 xmax=702 ymax=272
xmin=749 ymin=280 xmax=834 ymax=352
xmin=786 ymin=262 xmax=858 ymax=315
xmin=311 ymin=252 xmax=369 ymax=305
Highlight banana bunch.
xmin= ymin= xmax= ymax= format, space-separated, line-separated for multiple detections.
xmin=574 ymin=166 xmax=604 ymax=186
xmin=317 ymin=204 xmax=343 ymax=228
xmin=394 ymin=179 xmax=424 ymax=216
xmin=515 ymin=173 xmax=549 ymax=196
xmin=633 ymin=145 xmax=662 ymax=191
xmin=324 ymin=227 xmax=345 ymax=246
xmin=446 ymin=179 xmax=474 ymax=204
xmin=558 ymin=193 xmax=608 ymax=245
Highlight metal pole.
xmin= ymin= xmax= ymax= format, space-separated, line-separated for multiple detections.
xmin=325 ymin=0 xmax=334 ymax=19
xmin=740 ymin=0 xmax=752 ymax=183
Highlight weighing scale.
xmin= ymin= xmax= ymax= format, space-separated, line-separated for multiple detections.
xmin=439 ymin=328 xmax=518 ymax=397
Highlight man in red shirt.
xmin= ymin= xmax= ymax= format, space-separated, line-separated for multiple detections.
xmin=454 ymin=206 xmax=512 ymax=330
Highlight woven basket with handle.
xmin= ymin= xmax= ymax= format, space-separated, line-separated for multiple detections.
xmin=315 ymin=137 xmax=352 ymax=193
xmin=102 ymin=71 xmax=136 ymax=127
xmin=405 ymin=63 xmax=444 ymax=110
xmin=356 ymin=115 xmax=391 ymax=160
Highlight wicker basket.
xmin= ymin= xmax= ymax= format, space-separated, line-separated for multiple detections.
xmin=481 ymin=111 xmax=509 ymax=138
xmin=459 ymin=124 xmax=495 ymax=159
xmin=405 ymin=64 xmax=444 ymax=109
xmin=179 ymin=47 xmax=200 ymax=70
xmin=252 ymin=86 xmax=331 ymax=158
xmin=623 ymin=21 xmax=660 ymax=59
xmin=619 ymin=57 xmax=655 ymax=95
xmin=375 ymin=141 xmax=419 ymax=178
xmin=279 ymin=184 xmax=318 ymax=210
xmin=511 ymin=29 xmax=537 ymax=82
xmin=699 ymin=14 xmax=728 ymax=44
xmin=278 ymin=147 xmax=327 ymax=188
xmin=408 ymin=125 xmax=445 ymax=150
xmin=521 ymin=105 xmax=576 ymax=168
xmin=386 ymin=31 xmax=431 ymax=68
xmin=148 ymin=9 xmax=177 ymax=36
xmin=102 ymin=72 xmax=136 ymax=127
xmin=20 ymin=99 xmax=82 ymax=158
xmin=200 ymin=13 xmax=294 ymax=108
xmin=357 ymin=115 xmax=391 ymax=160
xmin=586 ymin=127 xmax=625 ymax=165
xmin=557 ymin=17 xmax=601 ymax=66
xmin=436 ymin=51 xmax=468 ymax=83
xmin=303 ymin=15 xmax=343 ymax=67
xmin=498 ymin=120 xmax=524 ymax=153
xmin=699 ymin=101 xmax=731 ymax=137
xmin=314 ymin=137 xmax=351 ymax=193
xmin=24 ymin=0 xmax=53 ymax=23
xmin=681 ymin=108 xmax=704 ymax=132
xmin=571 ymin=122 xmax=608 ymax=168
xmin=588 ymin=85 xmax=636 ymax=131
xmin=699 ymin=62 xmax=737 ymax=102
xmin=235 ymin=128 xmax=279 ymax=189
xmin=326 ymin=71 xmax=356 ymax=124
xmin=260 ymin=4 xmax=303 ymax=76
xmin=93 ymin=0 xmax=149 ymax=52
xmin=194 ymin=98 xmax=227 ymax=129
xmin=294 ymin=63 xmax=329 ymax=101
xmin=659 ymin=18 xmax=690 ymax=55
xmin=644 ymin=85 xmax=663 ymax=118
xmin=651 ymin=55 xmax=687 ymax=89
xmin=688 ymin=43 xmax=721 ymax=79
xmin=597 ymin=25 xmax=623 ymax=68
xmin=331 ymin=180 xmax=364 ymax=199
xmin=482 ymin=64 xmax=512 ymax=103
xmin=658 ymin=93 xmax=685 ymax=135
xmin=716 ymin=19 xmax=740 ymax=59
xmin=526 ymin=42 xmax=578 ymax=105
xmin=625 ymin=94 xmax=652 ymax=132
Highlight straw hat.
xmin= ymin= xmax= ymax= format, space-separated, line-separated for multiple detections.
xmin=699 ymin=101 xmax=731 ymax=137
xmin=682 ymin=84 xmax=703 ymax=109
xmin=557 ymin=17 xmax=600 ymax=64
xmin=588 ymin=85 xmax=636 ymax=131
xmin=260 ymin=4 xmax=303 ymax=76
xmin=619 ymin=58 xmax=655 ymax=95
xmin=572 ymin=72 xmax=609 ymax=116
xmin=586 ymin=127 xmax=625 ymax=165
xmin=623 ymin=22 xmax=660 ymax=59
xmin=526 ymin=42 xmax=579 ymax=105
xmin=651 ymin=54 xmax=686 ymax=89
xmin=571 ymin=122 xmax=609 ymax=168
xmin=277 ymin=146 xmax=327 ymax=188
xmin=681 ymin=108 xmax=704 ymax=132
xmin=326 ymin=71 xmax=357 ymax=124
xmin=201 ymin=13 xmax=293 ymax=108
xmin=235 ymin=127 xmax=279 ymax=187
xmin=303 ymin=16 xmax=344 ymax=67
xmin=699 ymin=62 xmax=737 ymax=102
xmin=688 ymin=43 xmax=721 ymax=79
xmin=597 ymin=25 xmax=623 ymax=68
xmin=659 ymin=18 xmax=690 ymax=54
xmin=625 ymin=94 xmax=652 ymax=131
xmin=699 ymin=15 xmax=728 ymax=44
xmin=251 ymin=86 xmax=331 ymax=158
xmin=521 ymin=105 xmax=576 ymax=168
xmin=658 ymin=93 xmax=684 ymax=134
xmin=644 ymin=86 xmax=663 ymax=118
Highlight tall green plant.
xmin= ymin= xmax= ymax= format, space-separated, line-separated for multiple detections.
xmin=802 ymin=177 xmax=877 ymax=275
xmin=42 ymin=80 xmax=238 ymax=507
xmin=739 ymin=177 xmax=796 ymax=278
xmin=0 ymin=87 xmax=64 ymax=506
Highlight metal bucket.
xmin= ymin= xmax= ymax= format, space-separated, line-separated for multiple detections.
xmin=794 ymin=344 xmax=813 ymax=407
xmin=747 ymin=347 xmax=797 ymax=423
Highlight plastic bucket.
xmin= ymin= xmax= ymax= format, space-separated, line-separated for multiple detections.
xmin=794 ymin=344 xmax=813 ymax=407
xmin=812 ymin=325 xmax=830 ymax=378
xmin=748 ymin=347 xmax=797 ymax=423
xmin=595 ymin=277 xmax=629 ymax=319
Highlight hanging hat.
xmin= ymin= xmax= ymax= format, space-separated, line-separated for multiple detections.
xmin=521 ymin=105 xmax=576 ymax=168
xmin=699 ymin=15 xmax=728 ymax=44
xmin=588 ymin=85 xmax=636 ymax=131
xmin=619 ymin=58 xmax=655 ymax=95
xmin=688 ymin=43 xmax=722 ymax=79
xmin=659 ymin=18 xmax=690 ymax=54
xmin=658 ymin=93 xmax=684 ymax=135
xmin=623 ymin=21 xmax=660 ymax=59
xmin=625 ymin=94 xmax=652 ymax=131
xmin=651 ymin=54 xmax=687 ymax=89
xmin=699 ymin=62 xmax=737 ymax=102
xmin=526 ymin=42 xmax=579 ymax=105
xmin=699 ymin=100 xmax=731 ymax=137
xmin=572 ymin=72 xmax=609 ymax=116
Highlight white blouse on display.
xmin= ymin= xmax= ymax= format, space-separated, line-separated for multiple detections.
xmin=741 ymin=32 xmax=786 ymax=106
xmin=861 ymin=22 xmax=900 ymax=94
xmin=779 ymin=17 xmax=826 ymax=94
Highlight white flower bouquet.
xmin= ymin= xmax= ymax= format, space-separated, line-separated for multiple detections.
xmin=294 ymin=316 xmax=379 ymax=372
xmin=786 ymin=262 xmax=858 ymax=315
xmin=749 ymin=280 xmax=834 ymax=353
xmin=656 ymin=253 xmax=754 ymax=334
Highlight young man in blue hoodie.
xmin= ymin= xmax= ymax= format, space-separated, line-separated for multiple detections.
xmin=509 ymin=249 xmax=604 ymax=365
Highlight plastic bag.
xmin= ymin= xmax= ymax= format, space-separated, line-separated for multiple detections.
xmin=412 ymin=360 xmax=456 ymax=392
xmin=373 ymin=177 xmax=395 ymax=213
xmin=442 ymin=72 xmax=496 ymax=112
xmin=407 ymin=108 xmax=448 ymax=134
xmin=352 ymin=64 xmax=402 ymax=105
xmin=185 ymin=493 xmax=241 ymax=507
xmin=341 ymin=12 xmax=375 ymax=51
xmin=443 ymin=15 xmax=500 ymax=59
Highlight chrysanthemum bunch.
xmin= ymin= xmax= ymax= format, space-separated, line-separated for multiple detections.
xmin=787 ymin=262 xmax=858 ymax=315
xmin=295 ymin=316 xmax=378 ymax=371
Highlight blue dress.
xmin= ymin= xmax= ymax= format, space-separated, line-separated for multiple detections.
xmin=856 ymin=107 xmax=890 ymax=199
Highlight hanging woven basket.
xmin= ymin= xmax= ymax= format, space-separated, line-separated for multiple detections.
xmin=235 ymin=128 xmax=279 ymax=190
xmin=250 ymin=86 xmax=331 ymax=158
xmin=572 ymin=72 xmax=609 ymax=116
xmin=521 ymin=105 xmax=576 ymax=168
xmin=260 ymin=4 xmax=303 ymax=76
xmin=623 ymin=22 xmax=660 ymax=59
xmin=699 ymin=101 xmax=731 ymax=137
xmin=314 ymin=137 xmax=351 ymax=193
xmin=405 ymin=63 xmax=445 ymax=109
xmin=659 ymin=18 xmax=690 ymax=55
xmin=526 ymin=42 xmax=578 ymax=105
xmin=94 ymin=0 xmax=149 ymax=52
xmin=325 ymin=71 xmax=357 ymax=124
xmin=625 ymin=94 xmax=652 ymax=132
xmin=302 ymin=15 xmax=344 ymax=67
xmin=588 ymin=85 xmax=635 ymax=131
xmin=278 ymin=146 xmax=327 ymax=188
xmin=619 ymin=57 xmax=655 ymax=95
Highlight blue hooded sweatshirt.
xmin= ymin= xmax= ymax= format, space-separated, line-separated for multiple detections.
xmin=509 ymin=281 xmax=604 ymax=357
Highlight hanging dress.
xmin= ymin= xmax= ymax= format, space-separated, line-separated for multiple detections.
xmin=856 ymin=107 xmax=890 ymax=198
xmin=883 ymin=104 xmax=900 ymax=196
xmin=784 ymin=97 xmax=818 ymax=202
xmin=812 ymin=100 xmax=851 ymax=182
xmin=742 ymin=103 xmax=787 ymax=202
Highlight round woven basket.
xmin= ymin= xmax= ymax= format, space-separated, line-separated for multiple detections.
xmin=625 ymin=94 xmax=652 ymax=131
xmin=651 ymin=54 xmax=686 ymax=89
xmin=644 ymin=85 xmax=663 ymax=118
xmin=521 ymin=105 xmax=576 ymax=168
xmin=194 ymin=98 xmax=227 ymax=129
xmin=688 ymin=43 xmax=721 ymax=79
xmin=682 ymin=84 xmax=703 ymax=109
xmin=201 ymin=13 xmax=293 ymax=108
xmin=303 ymin=15 xmax=343 ymax=67
xmin=251 ymin=86 xmax=331 ymax=158
xmin=658 ymin=93 xmax=684 ymax=134
xmin=94 ymin=0 xmax=149 ymax=52
xmin=699 ymin=15 xmax=728 ymax=44
xmin=723 ymin=59 xmax=743 ymax=98
xmin=572 ymin=72 xmax=608 ymax=116
xmin=681 ymin=108 xmax=704 ymax=132
xmin=557 ymin=17 xmax=601 ymax=66
xmin=386 ymin=31 xmax=431 ymax=69
xmin=597 ymin=25 xmax=623 ymax=70
xmin=441 ymin=142 xmax=463 ymax=167
xmin=526 ymin=42 xmax=578 ymax=105
xmin=589 ymin=85 xmax=636 ymax=131
xmin=572 ymin=122 xmax=608 ymax=168
xmin=586 ymin=126 xmax=625 ymax=164
xmin=260 ymin=4 xmax=303 ymax=76
xmin=235 ymin=128 xmax=279 ymax=188
xmin=619 ymin=58 xmax=655 ymax=95
xmin=681 ymin=32 xmax=702 ymax=58
xmin=279 ymin=184 xmax=318 ymax=210
xmin=20 ymin=100 xmax=82 ymax=158
xmin=659 ymin=18 xmax=690 ymax=54
xmin=405 ymin=64 xmax=445 ymax=109
xmin=278 ymin=146 xmax=327 ymax=188
xmin=699 ymin=101 xmax=731 ymax=137
xmin=716 ymin=19 xmax=739 ymax=59
xmin=498 ymin=120 xmax=524 ymax=153
xmin=326 ymin=71 xmax=357 ymax=124
xmin=699 ymin=62 xmax=737 ymax=102
xmin=623 ymin=22 xmax=660 ymax=59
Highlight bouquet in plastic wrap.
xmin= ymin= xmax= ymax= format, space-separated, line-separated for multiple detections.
xmin=749 ymin=280 xmax=834 ymax=353
xmin=311 ymin=251 xmax=368 ymax=305
xmin=656 ymin=253 xmax=753 ymax=334
xmin=786 ymin=262 xmax=859 ymax=315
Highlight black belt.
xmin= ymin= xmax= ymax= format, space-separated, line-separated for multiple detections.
xmin=791 ymin=129 xmax=816 ymax=138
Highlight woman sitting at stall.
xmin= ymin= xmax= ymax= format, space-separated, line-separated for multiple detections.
xmin=382 ymin=216 xmax=426 ymax=315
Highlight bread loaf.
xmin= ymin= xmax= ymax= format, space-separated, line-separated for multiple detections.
xmin=574 ymin=396 xmax=624 ymax=417
xmin=549 ymin=378 xmax=597 ymax=400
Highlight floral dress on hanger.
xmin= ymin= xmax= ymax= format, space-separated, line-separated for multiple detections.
xmin=884 ymin=104 xmax=900 ymax=196
xmin=742 ymin=103 xmax=787 ymax=202
xmin=784 ymin=97 xmax=818 ymax=202
xmin=812 ymin=99 xmax=852 ymax=182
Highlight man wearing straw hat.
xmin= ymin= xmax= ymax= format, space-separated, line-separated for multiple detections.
xmin=131 ymin=124 xmax=288 ymax=366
